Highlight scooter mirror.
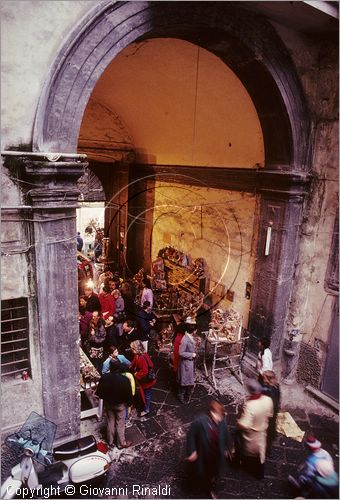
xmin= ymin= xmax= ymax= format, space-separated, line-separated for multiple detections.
xmin=23 ymin=448 xmax=34 ymax=457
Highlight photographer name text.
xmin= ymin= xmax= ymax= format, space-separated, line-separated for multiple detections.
xmin=6 ymin=483 xmax=171 ymax=498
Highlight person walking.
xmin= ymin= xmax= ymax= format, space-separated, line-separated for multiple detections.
xmin=289 ymin=435 xmax=339 ymax=498
xmin=178 ymin=317 xmax=197 ymax=404
xmin=130 ymin=340 xmax=156 ymax=417
xmin=186 ymin=400 xmax=232 ymax=499
xmin=96 ymin=360 xmax=133 ymax=449
xmin=237 ymin=378 xmax=273 ymax=479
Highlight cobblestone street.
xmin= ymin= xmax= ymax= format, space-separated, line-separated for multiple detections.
xmin=79 ymin=351 xmax=339 ymax=499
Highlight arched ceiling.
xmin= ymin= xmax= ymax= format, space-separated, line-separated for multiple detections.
xmin=79 ymin=38 xmax=264 ymax=168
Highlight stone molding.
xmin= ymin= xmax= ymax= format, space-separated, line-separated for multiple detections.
xmin=137 ymin=164 xmax=312 ymax=198
xmin=33 ymin=1 xmax=311 ymax=170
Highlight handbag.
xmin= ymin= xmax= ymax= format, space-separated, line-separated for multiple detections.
xmin=142 ymin=354 xmax=156 ymax=382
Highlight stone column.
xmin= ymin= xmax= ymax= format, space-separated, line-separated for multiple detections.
xmin=247 ymin=170 xmax=311 ymax=370
xmin=22 ymin=154 xmax=87 ymax=440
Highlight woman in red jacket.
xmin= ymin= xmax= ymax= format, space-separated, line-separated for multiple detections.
xmin=130 ymin=340 xmax=156 ymax=417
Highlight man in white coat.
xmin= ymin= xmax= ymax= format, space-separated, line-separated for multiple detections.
xmin=237 ymin=378 xmax=273 ymax=479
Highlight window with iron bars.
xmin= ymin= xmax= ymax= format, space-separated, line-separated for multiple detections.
xmin=1 ymin=298 xmax=30 ymax=381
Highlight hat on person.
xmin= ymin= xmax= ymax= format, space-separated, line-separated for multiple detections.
xmin=316 ymin=459 xmax=335 ymax=478
xmin=185 ymin=316 xmax=196 ymax=325
xmin=246 ymin=378 xmax=262 ymax=395
xmin=305 ymin=435 xmax=322 ymax=449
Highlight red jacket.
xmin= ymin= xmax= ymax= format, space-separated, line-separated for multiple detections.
xmin=173 ymin=333 xmax=184 ymax=373
xmin=130 ymin=353 xmax=156 ymax=389
xmin=98 ymin=292 xmax=116 ymax=319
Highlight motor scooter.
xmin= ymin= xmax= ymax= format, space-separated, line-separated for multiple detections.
xmin=1 ymin=412 xmax=111 ymax=499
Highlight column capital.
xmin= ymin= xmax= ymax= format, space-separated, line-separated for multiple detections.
xmin=257 ymin=169 xmax=312 ymax=199
xmin=2 ymin=151 xmax=88 ymax=208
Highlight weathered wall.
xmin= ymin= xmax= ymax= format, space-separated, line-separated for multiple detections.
xmin=1 ymin=0 xmax=95 ymax=432
xmin=1 ymin=0 xmax=96 ymax=149
xmin=151 ymin=183 xmax=259 ymax=327
xmin=273 ymin=24 xmax=339 ymax=387
xmin=87 ymin=38 xmax=264 ymax=167
xmin=1 ymin=204 xmax=43 ymax=429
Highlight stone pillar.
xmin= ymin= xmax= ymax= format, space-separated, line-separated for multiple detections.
xmin=247 ymin=170 xmax=311 ymax=370
xmin=22 ymin=154 xmax=87 ymax=440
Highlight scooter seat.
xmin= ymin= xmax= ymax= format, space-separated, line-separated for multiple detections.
xmin=53 ymin=435 xmax=97 ymax=461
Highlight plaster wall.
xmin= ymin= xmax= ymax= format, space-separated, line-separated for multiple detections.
xmin=151 ymin=183 xmax=259 ymax=327
xmin=85 ymin=38 xmax=264 ymax=168
xmin=1 ymin=219 xmax=43 ymax=430
xmin=277 ymin=26 xmax=338 ymax=324
xmin=1 ymin=0 xmax=96 ymax=149
xmin=272 ymin=23 xmax=338 ymax=386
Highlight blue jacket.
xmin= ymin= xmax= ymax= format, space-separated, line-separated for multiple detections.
xmin=102 ymin=354 xmax=131 ymax=374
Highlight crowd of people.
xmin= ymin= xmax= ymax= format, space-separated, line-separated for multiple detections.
xmin=78 ymin=266 xmax=338 ymax=499
xmin=78 ymin=267 xmax=160 ymax=448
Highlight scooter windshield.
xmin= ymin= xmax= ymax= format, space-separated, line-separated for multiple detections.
xmin=5 ymin=411 xmax=57 ymax=465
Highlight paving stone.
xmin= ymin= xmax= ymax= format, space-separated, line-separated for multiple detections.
xmin=218 ymin=477 xmax=241 ymax=496
xmin=279 ymin=436 xmax=303 ymax=449
xmin=115 ymin=455 xmax=151 ymax=481
xmin=190 ymin=383 xmax=210 ymax=399
xmin=285 ymin=447 xmax=306 ymax=465
xmin=165 ymin=392 xmax=184 ymax=406
xmin=266 ymin=446 xmax=285 ymax=462
xmin=125 ymin=424 xmax=146 ymax=447
xmin=264 ymin=459 xmax=279 ymax=477
xmin=135 ymin=417 xmax=165 ymax=439
xmin=146 ymin=461 xmax=175 ymax=482
xmin=308 ymin=413 xmax=335 ymax=428
xmin=152 ymin=432 xmax=183 ymax=464
xmin=239 ymin=479 xmax=268 ymax=498
xmin=279 ymin=461 xmax=304 ymax=479
xmin=151 ymin=388 xmax=168 ymax=403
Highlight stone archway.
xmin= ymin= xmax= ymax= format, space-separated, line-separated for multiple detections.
xmin=18 ymin=1 xmax=314 ymax=438
xmin=32 ymin=0 xmax=313 ymax=358
xmin=33 ymin=0 xmax=310 ymax=171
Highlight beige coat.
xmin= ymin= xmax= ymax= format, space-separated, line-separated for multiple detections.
xmin=237 ymin=395 xmax=273 ymax=463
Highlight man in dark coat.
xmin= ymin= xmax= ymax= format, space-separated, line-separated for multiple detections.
xmin=96 ymin=360 xmax=133 ymax=449
xmin=137 ymin=301 xmax=157 ymax=352
xmin=119 ymin=320 xmax=141 ymax=360
xmin=186 ymin=400 xmax=232 ymax=499
xmin=77 ymin=232 xmax=84 ymax=252
xmin=84 ymin=287 xmax=101 ymax=313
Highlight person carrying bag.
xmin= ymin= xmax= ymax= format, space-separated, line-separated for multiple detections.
xmin=130 ymin=340 xmax=157 ymax=417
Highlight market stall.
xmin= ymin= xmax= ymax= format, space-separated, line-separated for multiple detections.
xmin=80 ymin=348 xmax=103 ymax=420
xmin=203 ymin=308 xmax=248 ymax=388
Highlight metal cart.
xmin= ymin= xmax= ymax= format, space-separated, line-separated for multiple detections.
xmin=203 ymin=330 xmax=249 ymax=389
